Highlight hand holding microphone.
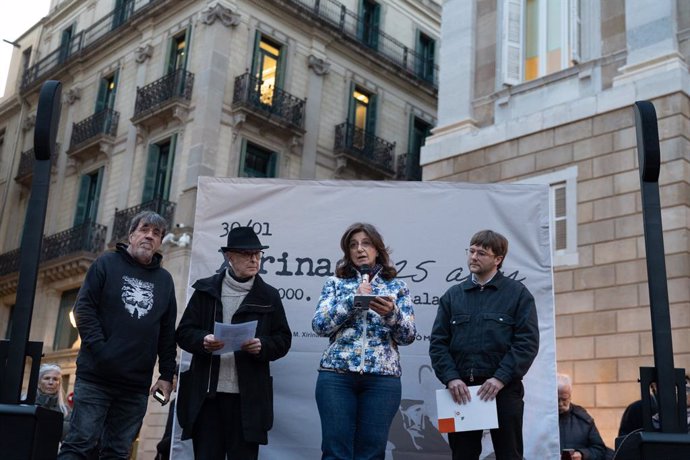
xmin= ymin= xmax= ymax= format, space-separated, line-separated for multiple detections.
xmin=357 ymin=264 xmax=372 ymax=294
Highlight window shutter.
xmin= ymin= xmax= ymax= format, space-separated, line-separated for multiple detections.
xmin=162 ymin=134 xmax=177 ymax=200
xmin=89 ymin=167 xmax=104 ymax=223
xmin=142 ymin=143 xmax=160 ymax=203
xmin=553 ymin=183 xmax=567 ymax=251
xmin=74 ymin=174 xmax=91 ymax=226
xmin=268 ymin=151 xmax=278 ymax=178
xmin=569 ymin=0 xmax=580 ymax=64
xmin=366 ymin=92 xmax=377 ymax=135
xmin=371 ymin=2 xmax=380 ymax=49
xmin=251 ymin=31 xmax=262 ymax=80
xmin=502 ymin=0 xmax=524 ymax=86
xmin=94 ymin=78 xmax=107 ymax=113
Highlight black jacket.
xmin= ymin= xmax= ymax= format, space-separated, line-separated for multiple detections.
xmin=74 ymin=244 xmax=177 ymax=393
xmin=175 ymin=271 xmax=292 ymax=444
xmin=559 ymin=404 xmax=608 ymax=460
xmin=429 ymin=271 xmax=539 ymax=385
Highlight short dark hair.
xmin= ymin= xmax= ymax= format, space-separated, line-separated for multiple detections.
xmin=128 ymin=211 xmax=168 ymax=237
xmin=470 ymin=229 xmax=508 ymax=269
xmin=335 ymin=222 xmax=397 ymax=280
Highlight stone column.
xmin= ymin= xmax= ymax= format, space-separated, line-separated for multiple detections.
xmin=177 ymin=2 xmax=240 ymax=227
xmin=619 ymin=0 xmax=682 ymax=76
xmin=436 ymin=0 xmax=476 ymax=131
xmin=300 ymin=54 xmax=330 ymax=179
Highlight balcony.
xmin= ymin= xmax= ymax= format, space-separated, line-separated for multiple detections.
xmin=67 ymin=109 xmax=119 ymax=162
xmin=263 ymin=0 xmax=438 ymax=90
xmin=14 ymin=146 xmax=59 ymax=187
xmin=110 ymin=197 xmax=176 ymax=245
xmin=232 ymin=73 xmax=306 ymax=133
xmin=395 ymin=152 xmax=422 ymax=181
xmin=21 ymin=0 xmax=167 ymax=93
xmin=333 ymin=122 xmax=395 ymax=177
xmin=0 ymin=221 xmax=106 ymax=295
xmin=131 ymin=69 xmax=194 ymax=130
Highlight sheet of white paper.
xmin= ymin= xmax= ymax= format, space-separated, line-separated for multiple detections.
xmin=212 ymin=320 xmax=258 ymax=355
xmin=436 ymin=386 xmax=499 ymax=433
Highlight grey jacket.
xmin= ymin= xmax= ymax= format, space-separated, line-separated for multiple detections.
xmin=429 ymin=271 xmax=539 ymax=385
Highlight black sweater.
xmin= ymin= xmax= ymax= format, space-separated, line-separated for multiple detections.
xmin=74 ymin=244 xmax=177 ymax=394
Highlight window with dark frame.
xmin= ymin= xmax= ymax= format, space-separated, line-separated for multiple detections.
xmin=242 ymin=142 xmax=277 ymax=178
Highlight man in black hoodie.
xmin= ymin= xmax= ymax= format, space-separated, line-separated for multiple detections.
xmin=58 ymin=211 xmax=177 ymax=459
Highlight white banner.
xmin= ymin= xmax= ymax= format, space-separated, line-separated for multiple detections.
xmin=176 ymin=177 xmax=559 ymax=459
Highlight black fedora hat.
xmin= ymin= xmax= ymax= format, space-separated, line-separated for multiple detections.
xmin=221 ymin=227 xmax=269 ymax=252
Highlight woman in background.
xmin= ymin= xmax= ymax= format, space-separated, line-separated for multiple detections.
xmin=36 ymin=363 xmax=71 ymax=439
xmin=312 ymin=222 xmax=416 ymax=459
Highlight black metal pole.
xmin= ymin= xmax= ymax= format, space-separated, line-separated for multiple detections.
xmin=633 ymin=100 xmax=681 ymax=433
xmin=0 ymin=80 xmax=61 ymax=403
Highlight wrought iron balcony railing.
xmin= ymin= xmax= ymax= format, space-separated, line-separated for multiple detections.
xmin=15 ymin=146 xmax=59 ymax=185
xmin=21 ymin=0 xmax=164 ymax=91
xmin=0 ymin=222 xmax=106 ymax=277
xmin=232 ymin=72 xmax=306 ymax=131
xmin=395 ymin=152 xmax=422 ymax=181
xmin=334 ymin=122 xmax=395 ymax=175
xmin=133 ymin=69 xmax=194 ymax=118
xmin=42 ymin=221 xmax=107 ymax=262
xmin=0 ymin=248 xmax=21 ymax=278
xmin=69 ymin=109 xmax=119 ymax=151
xmin=273 ymin=0 xmax=438 ymax=87
xmin=111 ymin=197 xmax=176 ymax=244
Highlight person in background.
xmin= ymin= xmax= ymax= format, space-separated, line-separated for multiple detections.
xmin=618 ymin=381 xmax=658 ymax=437
xmin=312 ymin=222 xmax=416 ymax=459
xmin=176 ymin=227 xmax=291 ymax=460
xmin=58 ymin=211 xmax=177 ymax=459
xmin=35 ymin=363 xmax=71 ymax=439
xmin=429 ymin=229 xmax=539 ymax=460
xmin=558 ymin=373 xmax=608 ymax=460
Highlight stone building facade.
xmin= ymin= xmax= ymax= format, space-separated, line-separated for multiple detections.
xmin=0 ymin=0 xmax=439 ymax=456
xmin=423 ymin=0 xmax=690 ymax=446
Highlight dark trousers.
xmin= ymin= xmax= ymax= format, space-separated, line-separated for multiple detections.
xmin=448 ymin=379 xmax=525 ymax=460
xmin=192 ymin=393 xmax=259 ymax=460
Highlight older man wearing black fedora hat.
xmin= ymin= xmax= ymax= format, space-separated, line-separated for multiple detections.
xmin=176 ymin=227 xmax=292 ymax=460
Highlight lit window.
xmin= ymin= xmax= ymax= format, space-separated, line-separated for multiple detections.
xmin=502 ymin=0 xmax=580 ymax=84
xmin=54 ymin=289 xmax=79 ymax=350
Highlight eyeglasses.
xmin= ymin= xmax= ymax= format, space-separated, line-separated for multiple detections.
xmin=349 ymin=241 xmax=373 ymax=250
xmin=466 ymin=248 xmax=495 ymax=258
xmin=232 ymin=250 xmax=264 ymax=260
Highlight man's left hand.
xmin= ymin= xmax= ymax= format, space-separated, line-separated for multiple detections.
xmin=571 ymin=451 xmax=583 ymax=460
xmin=150 ymin=378 xmax=173 ymax=403
xmin=477 ymin=377 xmax=504 ymax=401
xmin=241 ymin=338 xmax=262 ymax=355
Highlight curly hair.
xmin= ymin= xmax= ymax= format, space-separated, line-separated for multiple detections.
xmin=334 ymin=222 xmax=397 ymax=280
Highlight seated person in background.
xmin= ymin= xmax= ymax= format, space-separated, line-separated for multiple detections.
xmin=618 ymin=381 xmax=657 ymax=436
xmin=558 ymin=373 xmax=608 ymax=460
xmin=36 ymin=363 xmax=71 ymax=440
xmin=618 ymin=375 xmax=690 ymax=436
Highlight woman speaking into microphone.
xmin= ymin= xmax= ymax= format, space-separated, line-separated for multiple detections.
xmin=312 ymin=222 xmax=416 ymax=459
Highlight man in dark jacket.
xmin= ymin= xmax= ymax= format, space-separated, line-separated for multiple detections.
xmin=176 ymin=226 xmax=291 ymax=460
xmin=558 ymin=373 xmax=608 ymax=460
xmin=58 ymin=211 xmax=177 ymax=459
xmin=429 ymin=229 xmax=539 ymax=460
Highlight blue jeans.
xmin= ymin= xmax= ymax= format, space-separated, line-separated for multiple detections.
xmin=58 ymin=378 xmax=148 ymax=459
xmin=315 ymin=370 xmax=401 ymax=460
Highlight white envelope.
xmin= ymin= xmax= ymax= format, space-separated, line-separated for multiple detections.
xmin=436 ymin=386 xmax=499 ymax=433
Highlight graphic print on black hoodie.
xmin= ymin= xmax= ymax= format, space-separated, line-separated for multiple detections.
xmin=122 ymin=275 xmax=154 ymax=318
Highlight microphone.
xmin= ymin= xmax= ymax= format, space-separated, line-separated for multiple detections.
xmin=360 ymin=264 xmax=371 ymax=283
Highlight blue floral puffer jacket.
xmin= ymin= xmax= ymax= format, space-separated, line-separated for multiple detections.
xmin=312 ymin=270 xmax=416 ymax=377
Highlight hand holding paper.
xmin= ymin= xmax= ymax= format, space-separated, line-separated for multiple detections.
xmin=212 ymin=320 xmax=258 ymax=355
xmin=436 ymin=386 xmax=498 ymax=433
